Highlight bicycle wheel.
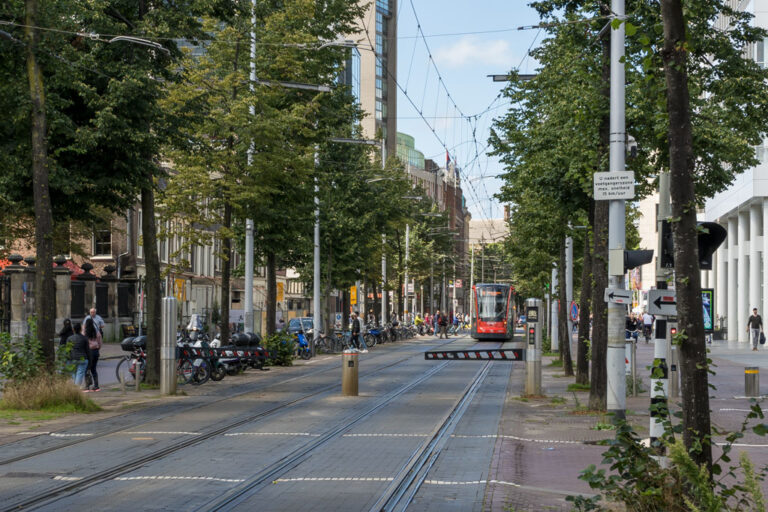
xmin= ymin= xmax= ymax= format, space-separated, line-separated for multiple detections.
xmin=116 ymin=356 xmax=144 ymax=385
xmin=191 ymin=360 xmax=211 ymax=385
xmin=177 ymin=358 xmax=195 ymax=385
xmin=210 ymin=361 xmax=226 ymax=381
xmin=365 ymin=333 xmax=376 ymax=348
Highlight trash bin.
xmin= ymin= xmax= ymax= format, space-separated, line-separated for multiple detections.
xmin=745 ymin=367 xmax=760 ymax=397
xmin=342 ymin=349 xmax=359 ymax=396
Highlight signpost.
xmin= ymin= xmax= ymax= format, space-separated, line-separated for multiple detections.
xmin=526 ymin=306 xmax=539 ymax=323
xmin=455 ymin=279 xmax=462 ymax=289
xmin=648 ymin=289 xmax=677 ymax=316
xmin=593 ymin=171 xmax=635 ymax=200
xmin=604 ymin=288 xmax=632 ymax=304
xmin=569 ymin=301 xmax=579 ymax=323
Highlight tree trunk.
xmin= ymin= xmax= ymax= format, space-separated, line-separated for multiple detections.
xmin=559 ymin=239 xmax=574 ymax=376
xmin=396 ymin=232 xmax=403 ymax=317
xmin=576 ymin=201 xmax=594 ymax=385
xmin=325 ymin=244 xmax=333 ymax=333
xmin=589 ymin=9 xmax=611 ymax=411
xmin=266 ymin=251 xmax=276 ymax=335
xmin=141 ymin=186 xmax=162 ymax=385
xmin=24 ymin=0 xmax=55 ymax=367
xmin=219 ymin=202 xmax=232 ymax=342
xmin=661 ymin=0 xmax=712 ymax=471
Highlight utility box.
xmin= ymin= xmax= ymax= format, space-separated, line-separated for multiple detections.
xmin=342 ymin=349 xmax=359 ymax=396
xmin=525 ymin=298 xmax=542 ymax=396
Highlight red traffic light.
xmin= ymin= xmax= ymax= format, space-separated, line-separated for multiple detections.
xmin=528 ymin=327 xmax=535 ymax=335
xmin=670 ymin=327 xmax=677 ymax=336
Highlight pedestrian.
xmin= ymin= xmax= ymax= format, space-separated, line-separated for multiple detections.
xmin=58 ymin=318 xmax=73 ymax=346
xmin=350 ymin=312 xmax=368 ymax=353
xmin=438 ymin=310 xmax=449 ymax=339
xmin=65 ymin=322 xmax=91 ymax=389
xmin=89 ymin=308 xmax=106 ymax=336
xmin=84 ymin=314 xmax=102 ymax=391
xmin=747 ymin=307 xmax=763 ymax=351
xmin=433 ymin=310 xmax=441 ymax=337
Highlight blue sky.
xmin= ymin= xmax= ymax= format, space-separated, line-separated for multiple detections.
xmin=394 ymin=1 xmax=542 ymax=224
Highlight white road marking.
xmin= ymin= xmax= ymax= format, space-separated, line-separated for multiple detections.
xmin=719 ymin=408 xmax=753 ymax=412
xmin=16 ymin=432 xmax=50 ymax=435
xmin=275 ymin=477 xmax=393 ymax=483
xmin=343 ymin=434 xmax=428 ymax=438
xmin=53 ymin=476 xmax=83 ymax=481
xmin=453 ymin=434 xmax=583 ymax=445
xmin=224 ymin=432 xmax=320 ymax=437
xmin=50 ymin=433 xmax=92 ymax=437
xmin=717 ymin=443 xmax=768 ymax=448
xmin=115 ymin=476 xmax=244 ymax=483
xmin=124 ymin=431 xmax=201 ymax=436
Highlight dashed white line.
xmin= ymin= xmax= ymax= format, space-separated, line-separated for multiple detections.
xmin=453 ymin=434 xmax=583 ymax=445
xmin=16 ymin=432 xmax=50 ymax=435
xmin=124 ymin=431 xmax=201 ymax=436
xmin=275 ymin=477 xmax=393 ymax=483
xmin=53 ymin=476 xmax=83 ymax=481
xmin=224 ymin=432 xmax=320 ymax=437
xmin=115 ymin=476 xmax=244 ymax=483
xmin=343 ymin=434 xmax=428 ymax=438
xmin=50 ymin=433 xmax=93 ymax=438
xmin=719 ymin=409 xmax=753 ymax=412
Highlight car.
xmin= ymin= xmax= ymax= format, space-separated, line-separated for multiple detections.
xmin=286 ymin=317 xmax=314 ymax=336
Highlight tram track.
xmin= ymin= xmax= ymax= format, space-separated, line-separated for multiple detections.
xmin=0 ymin=337 xmax=465 ymax=468
xmin=1 ymin=337 xmax=468 ymax=511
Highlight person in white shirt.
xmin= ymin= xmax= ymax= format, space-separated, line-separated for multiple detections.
xmin=641 ymin=312 xmax=654 ymax=343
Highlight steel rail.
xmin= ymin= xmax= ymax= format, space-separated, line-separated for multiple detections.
xmin=1 ymin=338 xmax=462 ymax=511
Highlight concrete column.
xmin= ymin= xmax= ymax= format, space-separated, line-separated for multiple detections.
xmin=5 ymin=255 xmax=26 ymax=339
xmin=713 ymin=233 xmax=728 ymax=325
xmin=750 ymin=204 xmax=761 ymax=321
xmin=738 ymin=211 xmax=749 ymax=343
xmin=763 ymin=199 xmax=768 ymax=327
xmin=715 ymin=234 xmax=726 ymax=330
xmin=78 ymin=262 xmax=97 ymax=316
xmin=53 ymin=256 xmax=72 ymax=334
xmin=728 ymin=215 xmax=738 ymax=342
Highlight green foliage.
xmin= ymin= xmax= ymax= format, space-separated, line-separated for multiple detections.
xmin=567 ymin=382 xmax=590 ymax=392
xmin=263 ymin=332 xmax=295 ymax=367
xmin=0 ymin=319 xmax=70 ymax=384
xmin=567 ymin=405 xmax=768 ymax=511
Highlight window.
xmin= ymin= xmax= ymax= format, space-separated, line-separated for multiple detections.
xmin=756 ymin=37 xmax=766 ymax=68
xmin=93 ymin=223 xmax=112 ymax=256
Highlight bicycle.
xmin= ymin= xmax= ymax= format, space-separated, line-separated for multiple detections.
xmin=115 ymin=347 xmax=146 ymax=385
xmin=176 ymin=345 xmax=197 ymax=385
xmin=642 ymin=324 xmax=653 ymax=343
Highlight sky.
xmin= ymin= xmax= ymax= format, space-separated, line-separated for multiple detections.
xmin=393 ymin=1 xmax=543 ymax=225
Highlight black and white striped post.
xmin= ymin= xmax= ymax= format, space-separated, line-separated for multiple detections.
xmin=649 ymin=317 xmax=668 ymax=459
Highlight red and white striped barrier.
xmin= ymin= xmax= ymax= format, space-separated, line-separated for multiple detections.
xmin=424 ymin=349 xmax=524 ymax=361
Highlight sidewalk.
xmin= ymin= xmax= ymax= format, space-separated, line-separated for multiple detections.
xmin=487 ymin=336 xmax=768 ymax=511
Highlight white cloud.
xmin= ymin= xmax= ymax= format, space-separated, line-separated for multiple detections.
xmin=432 ymin=36 xmax=514 ymax=69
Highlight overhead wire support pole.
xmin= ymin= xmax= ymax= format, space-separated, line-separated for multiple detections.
xmin=606 ymin=0 xmax=627 ymax=422
xmin=244 ymin=0 xmax=257 ymax=334
xmin=313 ymin=148 xmax=321 ymax=356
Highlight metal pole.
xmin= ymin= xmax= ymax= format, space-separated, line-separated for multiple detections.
xmin=405 ymin=223 xmax=409 ymax=317
xmin=244 ymin=0 xmax=257 ymax=334
xmin=430 ymin=259 xmax=434 ymax=314
xmin=650 ymin=170 xmax=671 ymax=460
xmin=313 ymin=152 xmax=321 ymax=355
xmin=607 ymin=0 xmax=627 ymax=421
xmin=161 ymin=296 xmax=177 ymax=395
xmin=551 ymin=265 xmax=559 ymax=352
xmin=441 ymin=259 xmax=446 ymax=312
xmin=566 ymin=234 xmax=573 ymax=340
xmin=381 ymin=234 xmax=387 ymax=323
xmin=469 ymin=245 xmax=474 ymax=326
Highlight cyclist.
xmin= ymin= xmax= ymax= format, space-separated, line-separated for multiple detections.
xmin=641 ymin=310 xmax=654 ymax=343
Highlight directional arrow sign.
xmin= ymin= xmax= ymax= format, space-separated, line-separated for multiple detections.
xmin=648 ymin=289 xmax=677 ymax=316
xmin=604 ymin=288 xmax=632 ymax=304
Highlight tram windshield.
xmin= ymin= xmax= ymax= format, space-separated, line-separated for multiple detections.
xmin=476 ymin=285 xmax=507 ymax=322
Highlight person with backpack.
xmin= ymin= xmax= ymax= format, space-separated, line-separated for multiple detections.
xmin=84 ymin=315 xmax=102 ymax=391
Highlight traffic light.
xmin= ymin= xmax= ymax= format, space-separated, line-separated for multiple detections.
xmin=659 ymin=220 xmax=727 ymax=270
xmin=624 ymin=250 xmax=654 ymax=271
xmin=697 ymin=222 xmax=727 ymax=270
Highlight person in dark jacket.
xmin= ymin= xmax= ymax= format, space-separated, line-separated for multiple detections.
xmin=66 ymin=322 xmax=91 ymax=388
xmin=350 ymin=312 xmax=368 ymax=353
xmin=58 ymin=318 xmax=73 ymax=346
xmin=84 ymin=316 xmax=102 ymax=391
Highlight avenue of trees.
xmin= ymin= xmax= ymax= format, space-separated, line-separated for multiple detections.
xmin=490 ymin=0 xmax=768 ymax=483
xmin=1 ymin=0 xmax=450 ymax=384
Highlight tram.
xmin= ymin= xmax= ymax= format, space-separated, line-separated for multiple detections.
xmin=471 ymin=283 xmax=515 ymax=341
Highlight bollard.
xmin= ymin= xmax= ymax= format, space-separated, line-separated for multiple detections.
xmin=161 ymin=297 xmax=178 ymax=395
xmin=745 ymin=367 xmax=760 ymax=397
xmin=342 ymin=349 xmax=359 ymax=396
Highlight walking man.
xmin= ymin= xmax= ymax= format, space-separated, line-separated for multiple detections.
xmin=747 ymin=307 xmax=763 ymax=351
xmin=350 ymin=312 xmax=368 ymax=353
